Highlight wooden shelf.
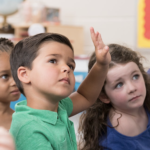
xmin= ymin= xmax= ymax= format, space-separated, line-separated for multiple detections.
xmin=13 ymin=23 xmax=84 ymax=55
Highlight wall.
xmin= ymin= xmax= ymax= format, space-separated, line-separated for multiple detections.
xmin=0 ymin=0 xmax=138 ymax=55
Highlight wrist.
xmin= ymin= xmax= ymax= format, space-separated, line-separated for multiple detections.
xmin=95 ymin=61 xmax=109 ymax=69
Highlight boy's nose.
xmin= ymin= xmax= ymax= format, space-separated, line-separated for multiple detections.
xmin=61 ymin=65 xmax=70 ymax=73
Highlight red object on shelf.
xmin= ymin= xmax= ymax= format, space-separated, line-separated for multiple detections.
xmin=144 ymin=0 xmax=150 ymax=39
xmin=20 ymin=32 xmax=28 ymax=37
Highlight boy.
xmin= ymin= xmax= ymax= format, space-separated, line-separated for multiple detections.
xmin=0 ymin=38 xmax=20 ymax=130
xmin=10 ymin=27 xmax=111 ymax=150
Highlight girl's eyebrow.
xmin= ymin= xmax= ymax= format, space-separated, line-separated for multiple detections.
xmin=0 ymin=70 xmax=10 ymax=76
xmin=131 ymin=70 xmax=140 ymax=75
xmin=112 ymin=77 xmax=122 ymax=84
xmin=112 ymin=70 xmax=140 ymax=83
xmin=0 ymin=70 xmax=10 ymax=73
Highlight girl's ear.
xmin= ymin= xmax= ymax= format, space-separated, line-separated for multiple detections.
xmin=17 ymin=66 xmax=31 ymax=84
xmin=99 ymin=92 xmax=110 ymax=104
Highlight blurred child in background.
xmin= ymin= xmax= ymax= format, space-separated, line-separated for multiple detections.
xmin=0 ymin=38 xmax=20 ymax=130
xmin=0 ymin=127 xmax=15 ymax=150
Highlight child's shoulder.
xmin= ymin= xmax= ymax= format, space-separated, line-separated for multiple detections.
xmin=10 ymin=113 xmax=42 ymax=135
xmin=145 ymin=108 xmax=150 ymax=127
xmin=59 ymin=97 xmax=73 ymax=116
xmin=10 ymin=100 xmax=46 ymax=132
xmin=59 ymin=97 xmax=72 ymax=107
xmin=10 ymin=120 xmax=53 ymax=150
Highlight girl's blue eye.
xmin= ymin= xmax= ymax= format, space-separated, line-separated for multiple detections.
xmin=115 ymin=82 xmax=123 ymax=89
xmin=133 ymin=74 xmax=139 ymax=80
xmin=49 ymin=59 xmax=56 ymax=64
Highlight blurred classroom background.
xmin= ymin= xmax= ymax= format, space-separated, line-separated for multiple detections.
xmin=0 ymin=0 xmax=150 ymax=139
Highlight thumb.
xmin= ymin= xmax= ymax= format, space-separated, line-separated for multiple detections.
xmin=100 ymin=46 xmax=109 ymax=57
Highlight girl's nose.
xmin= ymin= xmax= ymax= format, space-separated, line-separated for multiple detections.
xmin=10 ymin=77 xmax=16 ymax=87
xmin=127 ymin=82 xmax=136 ymax=94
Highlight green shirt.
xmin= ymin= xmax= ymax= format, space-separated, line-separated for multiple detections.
xmin=10 ymin=98 xmax=77 ymax=150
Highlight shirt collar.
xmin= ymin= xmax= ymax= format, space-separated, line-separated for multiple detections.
xmin=15 ymin=100 xmax=62 ymax=125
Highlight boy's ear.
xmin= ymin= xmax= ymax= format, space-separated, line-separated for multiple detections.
xmin=99 ymin=92 xmax=110 ymax=104
xmin=17 ymin=66 xmax=31 ymax=84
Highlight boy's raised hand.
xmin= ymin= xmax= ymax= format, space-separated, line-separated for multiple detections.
xmin=90 ymin=27 xmax=111 ymax=66
xmin=0 ymin=127 xmax=15 ymax=150
xmin=70 ymin=27 xmax=111 ymax=117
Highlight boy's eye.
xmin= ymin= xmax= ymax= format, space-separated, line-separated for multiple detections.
xmin=1 ymin=75 xmax=9 ymax=79
xmin=68 ymin=64 xmax=74 ymax=70
xmin=49 ymin=59 xmax=57 ymax=64
xmin=133 ymin=74 xmax=139 ymax=80
xmin=115 ymin=82 xmax=123 ymax=89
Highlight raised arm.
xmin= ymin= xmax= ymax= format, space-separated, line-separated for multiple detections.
xmin=69 ymin=27 xmax=111 ymax=116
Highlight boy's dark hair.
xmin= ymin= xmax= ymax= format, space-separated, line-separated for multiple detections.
xmin=0 ymin=38 xmax=14 ymax=52
xmin=78 ymin=44 xmax=150 ymax=150
xmin=10 ymin=33 xmax=74 ymax=95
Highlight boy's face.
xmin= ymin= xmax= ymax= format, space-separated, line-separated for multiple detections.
xmin=0 ymin=51 xmax=20 ymax=103
xmin=28 ymin=41 xmax=75 ymax=101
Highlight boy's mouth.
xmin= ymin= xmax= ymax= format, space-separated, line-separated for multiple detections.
xmin=59 ymin=77 xmax=70 ymax=84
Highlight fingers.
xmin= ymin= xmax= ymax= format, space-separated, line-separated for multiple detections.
xmin=90 ymin=27 xmax=105 ymax=50
xmin=96 ymin=45 xmax=109 ymax=58
xmin=102 ymin=46 xmax=109 ymax=56
xmin=90 ymin=27 xmax=111 ymax=65
xmin=90 ymin=27 xmax=99 ymax=48
xmin=0 ymin=127 xmax=15 ymax=150
xmin=97 ymin=32 xmax=105 ymax=49
xmin=90 ymin=27 xmax=95 ymax=41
